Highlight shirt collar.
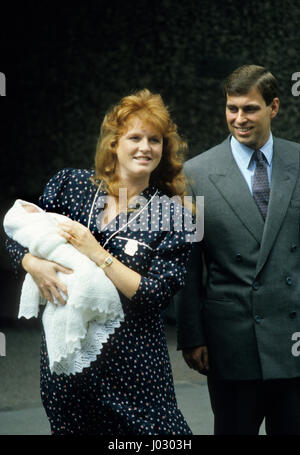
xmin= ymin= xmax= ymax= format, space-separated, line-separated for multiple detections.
xmin=231 ymin=133 xmax=273 ymax=169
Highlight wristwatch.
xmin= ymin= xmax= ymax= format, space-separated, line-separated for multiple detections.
xmin=100 ymin=255 xmax=113 ymax=269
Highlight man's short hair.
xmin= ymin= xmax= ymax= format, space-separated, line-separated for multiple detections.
xmin=224 ymin=65 xmax=278 ymax=105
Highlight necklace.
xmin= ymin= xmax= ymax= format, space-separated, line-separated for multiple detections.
xmin=88 ymin=181 xmax=158 ymax=248
xmin=103 ymin=189 xmax=158 ymax=248
xmin=87 ymin=181 xmax=103 ymax=230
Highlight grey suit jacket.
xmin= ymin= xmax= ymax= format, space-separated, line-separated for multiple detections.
xmin=176 ymin=135 xmax=300 ymax=380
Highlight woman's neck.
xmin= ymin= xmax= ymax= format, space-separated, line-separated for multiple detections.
xmin=100 ymin=178 xmax=151 ymax=229
xmin=118 ymin=178 xmax=150 ymax=201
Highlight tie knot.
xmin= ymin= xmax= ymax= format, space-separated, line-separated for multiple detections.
xmin=253 ymin=149 xmax=266 ymax=164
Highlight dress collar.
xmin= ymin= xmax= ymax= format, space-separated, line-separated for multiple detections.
xmin=93 ymin=178 xmax=159 ymax=200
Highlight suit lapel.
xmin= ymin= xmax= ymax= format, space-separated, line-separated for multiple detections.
xmin=255 ymin=137 xmax=300 ymax=276
xmin=209 ymin=137 xmax=264 ymax=244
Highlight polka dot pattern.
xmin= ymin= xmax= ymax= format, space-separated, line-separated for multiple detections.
xmin=6 ymin=168 xmax=193 ymax=435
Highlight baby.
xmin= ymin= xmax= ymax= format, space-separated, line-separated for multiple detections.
xmin=22 ymin=204 xmax=40 ymax=213
xmin=4 ymin=199 xmax=124 ymax=375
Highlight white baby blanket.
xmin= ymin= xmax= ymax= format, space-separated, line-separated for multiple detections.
xmin=3 ymin=199 xmax=124 ymax=375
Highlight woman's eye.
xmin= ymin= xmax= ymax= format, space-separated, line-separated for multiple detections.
xmin=128 ymin=135 xmax=161 ymax=143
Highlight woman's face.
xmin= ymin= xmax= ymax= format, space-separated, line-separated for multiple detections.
xmin=114 ymin=116 xmax=163 ymax=186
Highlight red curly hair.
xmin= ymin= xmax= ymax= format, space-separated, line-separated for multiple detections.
xmin=91 ymin=89 xmax=188 ymax=201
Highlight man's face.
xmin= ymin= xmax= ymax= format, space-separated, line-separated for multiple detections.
xmin=226 ymin=87 xmax=279 ymax=150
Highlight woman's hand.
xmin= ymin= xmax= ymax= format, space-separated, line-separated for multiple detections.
xmin=57 ymin=219 xmax=141 ymax=299
xmin=22 ymin=253 xmax=73 ymax=305
xmin=57 ymin=220 xmax=106 ymax=264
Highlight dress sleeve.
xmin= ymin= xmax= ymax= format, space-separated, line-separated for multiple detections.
xmin=5 ymin=168 xmax=73 ymax=275
xmin=130 ymin=208 xmax=195 ymax=312
xmin=38 ymin=167 xmax=74 ymax=213
xmin=4 ymin=237 xmax=28 ymax=276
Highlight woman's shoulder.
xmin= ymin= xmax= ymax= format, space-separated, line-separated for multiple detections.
xmin=148 ymin=186 xmax=195 ymax=234
xmin=154 ymin=187 xmax=190 ymax=214
xmin=39 ymin=168 xmax=97 ymax=211
xmin=45 ymin=168 xmax=96 ymax=189
xmin=50 ymin=167 xmax=95 ymax=181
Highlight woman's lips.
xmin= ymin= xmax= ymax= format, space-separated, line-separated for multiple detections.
xmin=133 ymin=156 xmax=152 ymax=163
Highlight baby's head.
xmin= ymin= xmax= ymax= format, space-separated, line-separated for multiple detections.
xmin=22 ymin=204 xmax=39 ymax=213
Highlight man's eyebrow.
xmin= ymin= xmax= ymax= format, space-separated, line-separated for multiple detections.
xmin=226 ymin=103 xmax=261 ymax=109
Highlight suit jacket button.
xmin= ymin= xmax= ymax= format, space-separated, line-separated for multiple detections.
xmin=254 ymin=315 xmax=263 ymax=323
xmin=286 ymin=277 xmax=293 ymax=286
xmin=235 ymin=253 xmax=243 ymax=262
xmin=252 ymin=281 xmax=260 ymax=291
xmin=289 ymin=311 xmax=297 ymax=319
xmin=290 ymin=245 xmax=297 ymax=252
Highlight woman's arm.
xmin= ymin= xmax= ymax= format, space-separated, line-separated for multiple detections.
xmin=57 ymin=209 xmax=193 ymax=305
xmin=22 ymin=253 xmax=73 ymax=305
xmin=5 ymin=218 xmax=72 ymax=305
xmin=6 ymin=169 xmax=78 ymax=305
xmin=57 ymin=220 xmax=141 ymax=299
xmin=93 ymin=250 xmax=141 ymax=299
xmin=5 ymin=236 xmax=29 ymax=276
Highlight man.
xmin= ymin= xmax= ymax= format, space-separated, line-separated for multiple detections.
xmin=176 ymin=65 xmax=300 ymax=435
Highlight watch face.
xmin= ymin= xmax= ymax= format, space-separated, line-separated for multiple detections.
xmin=106 ymin=257 xmax=113 ymax=265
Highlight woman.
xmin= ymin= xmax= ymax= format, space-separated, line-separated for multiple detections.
xmin=6 ymin=89 xmax=193 ymax=435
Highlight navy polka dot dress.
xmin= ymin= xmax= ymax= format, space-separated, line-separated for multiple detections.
xmin=6 ymin=168 xmax=193 ymax=435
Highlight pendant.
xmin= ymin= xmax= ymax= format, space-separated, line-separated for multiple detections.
xmin=124 ymin=239 xmax=138 ymax=256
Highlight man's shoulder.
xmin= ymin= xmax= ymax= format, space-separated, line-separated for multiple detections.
xmin=184 ymin=137 xmax=230 ymax=173
xmin=274 ymin=136 xmax=300 ymax=152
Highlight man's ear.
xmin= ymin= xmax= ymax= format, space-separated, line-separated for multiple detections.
xmin=270 ymin=97 xmax=280 ymax=119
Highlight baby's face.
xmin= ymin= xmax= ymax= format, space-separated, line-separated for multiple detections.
xmin=23 ymin=204 xmax=39 ymax=213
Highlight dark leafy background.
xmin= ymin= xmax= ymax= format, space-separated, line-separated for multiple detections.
xmin=1 ymin=0 xmax=299 ymax=317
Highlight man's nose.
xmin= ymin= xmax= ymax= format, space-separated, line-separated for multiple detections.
xmin=236 ymin=109 xmax=247 ymax=124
